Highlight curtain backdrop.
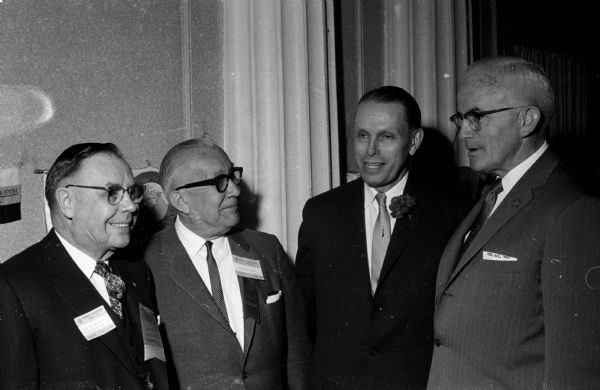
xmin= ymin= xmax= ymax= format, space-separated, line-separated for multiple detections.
xmin=223 ymin=0 xmax=340 ymax=258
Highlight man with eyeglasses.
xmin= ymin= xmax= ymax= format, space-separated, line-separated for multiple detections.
xmin=130 ymin=138 xmax=311 ymax=389
xmin=0 ymin=142 xmax=168 ymax=389
xmin=428 ymin=56 xmax=600 ymax=389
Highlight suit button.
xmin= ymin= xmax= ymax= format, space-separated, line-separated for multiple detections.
xmin=368 ymin=347 xmax=378 ymax=355
xmin=434 ymin=338 xmax=442 ymax=347
xmin=242 ymin=371 xmax=248 ymax=379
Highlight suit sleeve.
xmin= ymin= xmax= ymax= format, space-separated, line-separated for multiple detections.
xmin=542 ymin=195 xmax=600 ymax=388
xmin=294 ymin=201 xmax=316 ymax=339
xmin=273 ymin=236 xmax=312 ymax=390
xmin=0 ymin=268 xmax=39 ymax=388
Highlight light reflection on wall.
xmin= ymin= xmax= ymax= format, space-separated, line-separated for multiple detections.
xmin=0 ymin=85 xmax=55 ymax=139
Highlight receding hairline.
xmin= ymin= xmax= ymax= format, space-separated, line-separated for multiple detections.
xmin=159 ymin=138 xmax=229 ymax=192
xmin=459 ymin=56 xmax=556 ymax=129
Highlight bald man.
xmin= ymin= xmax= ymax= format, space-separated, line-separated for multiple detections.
xmin=128 ymin=138 xmax=311 ymax=390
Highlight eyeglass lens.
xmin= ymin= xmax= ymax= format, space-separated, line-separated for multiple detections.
xmin=216 ymin=169 xmax=243 ymax=193
xmin=107 ymin=185 xmax=144 ymax=205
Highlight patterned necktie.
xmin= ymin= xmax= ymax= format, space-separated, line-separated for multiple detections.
xmin=94 ymin=261 xmax=126 ymax=319
xmin=371 ymin=192 xmax=391 ymax=294
xmin=205 ymin=241 xmax=229 ymax=324
xmin=459 ymin=177 xmax=504 ymax=256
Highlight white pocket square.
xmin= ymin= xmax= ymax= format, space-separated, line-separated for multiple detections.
xmin=483 ymin=251 xmax=517 ymax=262
xmin=266 ymin=291 xmax=282 ymax=304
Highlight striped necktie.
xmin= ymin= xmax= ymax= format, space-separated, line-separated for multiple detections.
xmin=205 ymin=241 xmax=229 ymax=324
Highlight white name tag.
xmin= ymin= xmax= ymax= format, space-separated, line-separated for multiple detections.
xmin=74 ymin=306 xmax=116 ymax=341
xmin=483 ymin=251 xmax=518 ymax=262
xmin=139 ymin=303 xmax=166 ymax=361
xmin=233 ymin=255 xmax=265 ymax=280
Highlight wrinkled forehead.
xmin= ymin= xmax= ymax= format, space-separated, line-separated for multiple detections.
xmin=458 ymin=75 xmax=514 ymax=110
xmin=71 ymin=152 xmax=133 ymax=184
xmin=172 ymin=147 xmax=232 ymax=183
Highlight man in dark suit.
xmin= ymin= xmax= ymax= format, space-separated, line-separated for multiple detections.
xmin=0 ymin=143 xmax=168 ymax=389
xmin=133 ymin=138 xmax=311 ymax=389
xmin=428 ymin=56 xmax=600 ymax=389
xmin=295 ymin=86 xmax=468 ymax=389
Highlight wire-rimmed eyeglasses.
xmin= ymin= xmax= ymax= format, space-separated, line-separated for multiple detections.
xmin=175 ymin=167 xmax=243 ymax=193
xmin=65 ymin=184 xmax=144 ymax=205
xmin=449 ymin=106 xmax=527 ymax=131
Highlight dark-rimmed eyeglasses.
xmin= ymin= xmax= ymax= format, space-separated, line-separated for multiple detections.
xmin=175 ymin=167 xmax=243 ymax=193
xmin=450 ymin=106 xmax=527 ymax=131
xmin=65 ymin=184 xmax=144 ymax=205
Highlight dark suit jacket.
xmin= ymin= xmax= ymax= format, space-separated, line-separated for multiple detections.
xmin=0 ymin=230 xmax=168 ymax=390
xmin=135 ymin=226 xmax=311 ymax=390
xmin=428 ymin=150 xmax=600 ymax=389
xmin=295 ymin=175 xmax=469 ymax=390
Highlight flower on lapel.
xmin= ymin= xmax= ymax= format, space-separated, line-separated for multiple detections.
xmin=389 ymin=193 xmax=417 ymax=219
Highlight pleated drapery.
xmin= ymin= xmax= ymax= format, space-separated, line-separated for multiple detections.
xmin=384 ymin=0 xmax=472 ymax=166
xmin=223 ymin=0 xmax=339 ymax=258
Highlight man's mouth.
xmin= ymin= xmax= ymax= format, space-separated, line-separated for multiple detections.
xmin=364 ymin=162 xmax=384 ymax=169
xmin=110 ymin=223 xmax=131 ymax=229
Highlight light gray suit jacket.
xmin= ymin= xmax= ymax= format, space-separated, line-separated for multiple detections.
xmin=428 ymin=150 xmax=600 ymax=389
xmin=135 ymin=225 xmax=311 ymax=390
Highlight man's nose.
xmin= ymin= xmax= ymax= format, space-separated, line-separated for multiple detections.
xmin=458 ymin=120 xmax=473 ymax=141
xmin=119 ymin=191 xmax=139 ymax=213
xmin=367 ymin=139 xmax=379 ymax=155
xmin=227 ymin=178 xmax=241 ymax=197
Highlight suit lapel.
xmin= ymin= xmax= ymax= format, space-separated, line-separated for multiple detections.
xmin=159 ymin=226 xmax=231 ymax=331
xmin=377 ymin=177 xmax=424 ymax=289
xmin=228 ymin=231 xmax=265 ymax=367
xmin=43 ymin=231 xmax=138 ymax=377
xmin=434 ymin=202 xmax=481 ymax=303
xmin=442 ymin=150 xmax=559 ymax=291
xmin=345 ymin=180 xmax=371 ymax=290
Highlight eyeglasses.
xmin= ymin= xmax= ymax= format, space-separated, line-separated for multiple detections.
xmin=175 ymin=167 xmax=243 ymax=193
xmin=450 ymin=106 xmax=527 ymax=131
xmin=66 ymin=184 xmax=144 ymax=205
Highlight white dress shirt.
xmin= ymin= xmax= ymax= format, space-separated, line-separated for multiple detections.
xmin=175 ymin=217 xmax=245 ymax=349
xmin=490 ymin=141 xmax=549 ymax=216
xmin=55 ymin=231 xmax=111 ymax=305
xmin=363 ymin=172 xmax=409 ymax=279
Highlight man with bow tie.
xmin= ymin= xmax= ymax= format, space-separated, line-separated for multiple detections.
xmin=0 ymin=142 xmax=168 ymax=389
xmin=295 ymin=86 xmax=468 ymax=389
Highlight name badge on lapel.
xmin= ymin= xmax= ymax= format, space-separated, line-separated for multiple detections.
xmin=233 ymin=255 xmax=265 ymax=280
xmin=139 ymin=303 xmax=166 ymax=361
xmin=482 ymin=251 xmax=518 ymax=262
xmin=74 ymin=306 xmax=116 ymax=341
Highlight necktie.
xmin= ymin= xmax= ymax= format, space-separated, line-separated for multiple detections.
xmin=460 ymin=178 xmax=504 ymax=256
xmin=205 ymin=241 xmax=229 ymax=324
xmin=94 ymin=261 xmax=126 ymax=319
xmin=371 ymin=192 xmax=391 ymax=294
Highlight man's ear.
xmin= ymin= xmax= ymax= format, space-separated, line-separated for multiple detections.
xmin=520 ymin=106 xmax=541 ymax=137
xmin=409 ymin=128 xmax=424 ymax=156
xmin=56 ymin=188 xmax=74 ymax=219
xmin=168 ymin=191 xmax=190 ymax=215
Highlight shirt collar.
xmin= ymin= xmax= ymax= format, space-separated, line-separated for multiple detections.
xmin=175 ymin=216 xmax=227 ymax=256
xmin=500 ymin=141 xmax=549 ymax=194
xmin=363 ymin=171 xmax=409 ymax=209
xmin=55 ymin=230 xmax=99 ymax=279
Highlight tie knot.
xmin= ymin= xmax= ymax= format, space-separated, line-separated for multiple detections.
xmin=490 ymin=178 xmax=504 ymax=196
xmin=205 ymin=240 xmax=213 ymax=252
xmin=375 ymin=192 xmax=387 ymax=207
xmin=94 ymin=261 xmax=110 ymax=277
